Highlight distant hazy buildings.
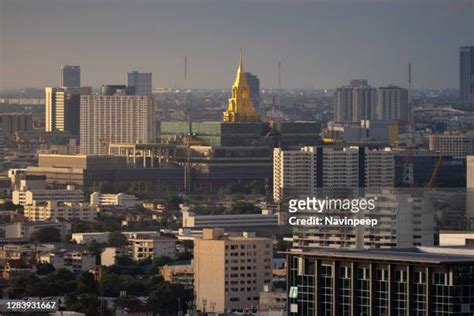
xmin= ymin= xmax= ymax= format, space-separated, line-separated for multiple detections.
xmin=244 ymin=72 xmax=260 ymax=106
xmin=60 ymin=65 xmax=81 ymax=87
xmin=460 ymin=46 xmax=474 ymax=106
xmin=0 ymin=113 xmax=33 ymax=140
xmin=127 ymin=71 xmax=152 ymax=96
xmin=335 ymin=81 xmax=409 ymax=123
xmin=376 ymin=86 xmax=409 ymax=122
xmin=79 ymin=94 xmax=154 ymax=154
xmin=194 ymin=228 xmax=272 ymax=313
xmin=334 ymin=80 xmax=377 ymax=123
xmin=273 ymin=146 xmax=394 ymax=202
xmin=45 ymin=86 xmax=92 ymax=136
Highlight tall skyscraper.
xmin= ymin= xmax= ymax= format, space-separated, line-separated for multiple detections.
xmin=460 ymin=46 xmax=474 ymax=106
xmin=127 ymin=71 xmax=152 ymax=96
xmin=60 ymin=65 xmax=81 ymax=87
xmin=194 ymin=228 xmax=272 ymax=313
xmin=244 ymin=72 xmax=260 ymax=106
xmin=45 ymin=87 xmax=92 ymax=136
xmin=334 ymin=80 xmax=376 ymax=123
xmin=80 ymin=93 xmax=154 ymax=154
xmin=376 ymin=86 xmax=409 ymax=122
xmin=223 ymin=53 xmax=260 ymax=123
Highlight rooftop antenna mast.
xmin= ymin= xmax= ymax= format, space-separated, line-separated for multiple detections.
xmin=184 ymin=56 xmax=187 ymax=82
xmin=278 ymin=61 xmax=282 ymax=90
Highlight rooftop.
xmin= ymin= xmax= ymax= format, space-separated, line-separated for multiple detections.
xmin=283 ymin=246 xmax=474 ymax=264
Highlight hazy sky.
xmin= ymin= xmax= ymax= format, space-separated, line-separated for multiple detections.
xmin=1 ymin=0 xmax=472 ymax=90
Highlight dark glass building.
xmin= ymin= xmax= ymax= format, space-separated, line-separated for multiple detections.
xmin=60 ymin=65 xmax=80 ymax=87
xmin=287 ymin=247 xmax=474 ymax=316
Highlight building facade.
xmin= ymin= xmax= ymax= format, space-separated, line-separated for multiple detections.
xmin=376 ymin=86 xmax=410 ymax=122
xmin=80 ymin=94 xmax=154 ymax=154
xmin=429 ymin=133 xmax=474 ymax=156
xmin=334 ymin=81 xmax=377 ymax=123
xmin=60 ymin=65 xmax=80 ymax=87
xmin=127 ymin=71 xmax=152 ymax=96
xmin=90 ymin=192 xmax=137 ymax=208
xmin=194 ymin=228 xmax=273 ymax=313
xmin=23 ymin=201 xmax=97 ymax=222
xmin=273 ymin=146 xmax=394 ymax=203
xmin=460 ymin=46 xmax=474 ymax=106
xmin=12 ymin=185 xmax=83 ymax=206
xmin=286 ymin=247 xmax=474 ymax=316
xmin=45 ymin=86 xmax=92 ymax=136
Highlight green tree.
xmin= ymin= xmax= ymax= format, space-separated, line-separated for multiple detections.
xmin=147 ymin=283 xmax=192 ymax=315
xmin=99 ymin=272 xmax=122 ymax=297
xmin=114 ymin=295 xmax=142 ymax=310
xmin=107 ymin=232 xmax=128 ymax=247
xmin=65 ymin=293 xmax=100 ymax=316
xmin=30 ymin=227 xmax=61 ymax=243
xmin=36 ymin=262 xmax=55 ymax=275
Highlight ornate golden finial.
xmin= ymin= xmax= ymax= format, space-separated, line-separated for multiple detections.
xmin=223 ymin=51 xmax=260 ymax=123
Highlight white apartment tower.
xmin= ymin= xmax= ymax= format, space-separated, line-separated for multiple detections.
xmin=80 ymin=94 xmax=154 ymax=154
xmin=273 ymin=146 xmax=394 ymax=203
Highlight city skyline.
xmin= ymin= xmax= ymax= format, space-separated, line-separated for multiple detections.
xmin=1 ymin=0 xmax=472 ymax=91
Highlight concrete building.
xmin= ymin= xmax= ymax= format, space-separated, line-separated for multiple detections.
xmin=129 ymin=236 xmax=176 ymax=261
xmin=429 ymin=132 xmax=474 ymax=156
xmin=89 ymin=192 xmax=137 ymax=208
xmin=194 ymin=228 xmax=273 ymax=313
xmin=101 ymin=247 xmax=129 ymax=266
xmin=40 ymin=250 xmax=95 ymax=272
xmin=182 ymin=211 xmax=280 ymax=229
xmin=334 ymin=80 xmax=377 ymax=123
xmin=286 ymin=247 xmax=474 ymax=315
xmin=1 ymin=221 xmax=71 ymax=239
xmin=45 ymin=86 xmax=92 ymax=136
xmin=80 ymin=94 xmax=154 ymax=154
xmin=12 ymin=185 xmax=83 ymax=206
xmin=460 ymin=46 xmax=474 ymax=106
xmin=24 ymin=201 xmax=97 ymax=222
xmin=439 ymin=231 xmax=474 ymax=246
xmin=60 ymin=65 xmax=80 ymax=87
xmin=292 ymin=189 xmax=436 ymax=250
xmin=273 ymin=146 xmax=394 ymax=203
xmin=376 ymin=86 xmax=409 ymax=122
xmin=0 ymin=113 xmax=33 ymax=140
xmin=160 ymin=264 xmax=194 ymax=289
xmin=71 ymin=232 xmax=109 ymax=244
xmin=127 ymin=71 xmax=152 ymax=96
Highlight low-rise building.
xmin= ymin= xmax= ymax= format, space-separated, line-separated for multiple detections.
xmin=1 ymin=221 xmax=71 ymax=239
xmin=90 ymin=192 xmax=138 ymax=208
xmin=129 ymin=236 xmax=176 ymax=261
xmin=160 ymin=264 xmax=194 ymax=289
xmin=100 ymin=247 xmax=129 ymax=266
xmin=12 ymin=185 xmax=83 ymax=206
xmin=182 ymin=211 xmax=280 ymax=229
xmin=40 ymin=250 xmax=95 ymax=272
xmin=24 ymin=201 xmax=97 ymax=222
xmin=71 ymin=232 xmax=109 ymax=244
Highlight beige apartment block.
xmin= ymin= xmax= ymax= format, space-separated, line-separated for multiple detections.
xmin=194 ymin=228 xmax=273 ymax=313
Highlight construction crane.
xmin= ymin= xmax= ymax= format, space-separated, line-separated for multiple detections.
xmin=427 ymin=136 xmax=448 ymax=189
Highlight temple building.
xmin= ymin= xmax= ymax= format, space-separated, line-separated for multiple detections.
xmin=223 ymin=52 xmax=260 ymax=123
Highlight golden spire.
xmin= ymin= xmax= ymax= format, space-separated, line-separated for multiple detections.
xmin=223 ymin=51 xmax=259 ymax=123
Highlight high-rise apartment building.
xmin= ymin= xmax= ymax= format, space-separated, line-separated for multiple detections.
xmin=273 ymin=146 xmax=394 ymax=203
xmin=0 ymin=113 xmax=33 ymax=140
xmin=127 ymin=71 xmax=152 ymax=96
xmin=80 ymin=94 xmax=154 ymax=154
xmin=460 ymin=46 xmax=474 ymax=106
xmin=376 ymin=86 xmax=409 ymax=122
xmin=334 ymin=80 xmax=376 ymax=123
xmin=194 ymin=228 xmax=273 ymax=313
xmin=60 ymin=65 xmax=81 ymax=87
xmin=287 ymin=247 xmax=474 ymax=316
xmin=45 ymin=87 xmax=92 ymax=136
